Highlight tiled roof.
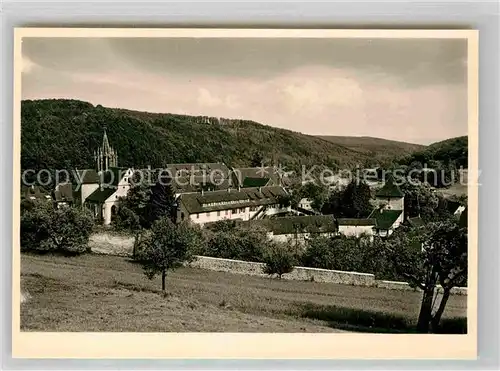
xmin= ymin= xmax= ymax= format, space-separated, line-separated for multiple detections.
xmin=369 ymin=209 xmax=403 ymax=230
xmin=166 ymin=163 xmax=231 ymax=177
xmin=75 ymin=169 xmax=100 ymax=184
xmin=86 ymin=187 xmax=117 ymax=203
xmin=375 ymin=175 xmax=404 ymax=198
xmin=232 ymin=167 xmax=286 ymax=187
xmin=179 ymin=186 xmax=288 ymax=214
xmin=337 ymin=218 xmax=376 ymax=226
xmin=171 ymin=175 xmax=232 ymax=193
xmin=242 ymin=177 xmax=271 ymax=188
xmin=239 ymin=215 xmax=338 ymax=235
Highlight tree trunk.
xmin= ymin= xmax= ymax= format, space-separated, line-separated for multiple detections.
xmin=431 ymin=288 xmax=451 ymax=332
xmin=161 ymin=269 xmax=166 ymax=292
xmin=133 ymin=233 xmax=139 ymax=259
xmin=416 ymin=287 xmax=435 ymax=333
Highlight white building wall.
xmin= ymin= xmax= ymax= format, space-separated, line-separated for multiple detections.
xmin=376 ymin=196 xmax=404 ymax=212
xmin=269 ymin=232 xmax=336 ymax=245
xmin=80 ymin=183 xmax=100 ymax=205
xmin=189 ymin=206 xmax=250 ymax=224
xmin=338 ymin=225 xmax=375 ymax=238
xmin=187 ymin=204 xmax=291 ymax=226
xmin=298 ymin=198 xmax=313 ymax=211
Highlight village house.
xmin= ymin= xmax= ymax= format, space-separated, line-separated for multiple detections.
xmin=238 ymin=214 xmax=338 ymax=246
xmin=369 ymin=175 xmax=405 ymax=237
xmin=337 ymin=218 xmax=376 ymax=240
xmin=21 ymin=185 xmax=52 ymax=203
xmin=165 ymin=162 xmax=233 ymax=197
xmin=53 ymin=182 xmax=75 ymax=208
xmin=176 ymin=185 xmax=291 ymax=225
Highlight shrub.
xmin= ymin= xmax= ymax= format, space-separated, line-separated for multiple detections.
xmin=262 ymin=243 xmax=296 ymax=279
xmin=302 ymin=235 xmax=365 ymax=272
xmin=202 ymin=224 xmax=269 ymax=262
xmin=21 ymin=201 xmax=94 ymax=254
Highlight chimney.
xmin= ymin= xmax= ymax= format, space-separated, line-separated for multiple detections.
xmin=147 ymin=165 xmax=151 ymax=170
xmin=238 ymin=185 xmax=241 ymax=192
xmin=228 ymin=188 xmax=231 ymax=193
xmin=258 ymin=187 xmax=262 ymax=193
xmin=201 ymin=189 xmax=204 ymax=196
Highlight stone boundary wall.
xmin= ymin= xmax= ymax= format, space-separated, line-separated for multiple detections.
xmin=189 ymin=256 xmax=467 ymax=295
xmin=88 ymin=232 xmax=467 ymax=295
xmin=376 ymin=280 xmax=467 ymax=296
xmin=189 ymin=255 xmax=376 ymax=286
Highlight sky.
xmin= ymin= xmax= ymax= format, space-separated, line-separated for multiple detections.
xmin=21 ymin=37 xmax=468 ymax=145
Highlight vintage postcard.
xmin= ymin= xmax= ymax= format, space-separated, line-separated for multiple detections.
xmin=13 ymin=28 xmax=478 ymax=359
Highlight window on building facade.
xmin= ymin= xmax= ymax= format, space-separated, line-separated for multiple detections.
xmin=225 ymin=210 xmax=229 ymax=215
xmin=231 ymin=209 xmax=236 ymax=214
xmin=196 ymin=213 xmax=199 ymax=219
xmin=206 ymin=212 xmax=210 ymax=217
xmin=217 ymin=211 xmax=220 ymax=216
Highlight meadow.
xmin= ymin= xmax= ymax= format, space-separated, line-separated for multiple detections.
xmin=21 ymin=253 xmax=467 ymax=333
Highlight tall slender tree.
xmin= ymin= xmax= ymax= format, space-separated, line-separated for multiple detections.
xmin=149 ymin=172 xmax=176 ymax=223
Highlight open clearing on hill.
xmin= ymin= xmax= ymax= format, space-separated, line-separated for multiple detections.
xmin=21 ymin=253 xmax=466 ymax=333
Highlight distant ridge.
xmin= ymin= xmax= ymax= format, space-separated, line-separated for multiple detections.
xmin=21 ymin=99 xmax=443 ymax=174
xmin=318 ymin=135 xmax=425 ymax=165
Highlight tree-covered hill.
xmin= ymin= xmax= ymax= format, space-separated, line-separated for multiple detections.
xmin=318 ymin=135 xmax=425 ymax=165
xmin=21 ymin=99 xmax=467 ymax=175
xmin=400 ymin=136 xmax=468 ymax=168
xmin=21 ymin=99 xmax=375 ymax=173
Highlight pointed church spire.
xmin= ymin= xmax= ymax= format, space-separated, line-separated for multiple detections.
xmin=96 ymin=125 xmax=118 ymax=172
xmin=102 ymin=125 xmax=111 ymax=156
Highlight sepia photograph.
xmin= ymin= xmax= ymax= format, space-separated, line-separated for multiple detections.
xmin=13 ymin=28 xmax=478 ymax=358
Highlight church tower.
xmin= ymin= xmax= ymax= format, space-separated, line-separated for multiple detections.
xmin=94 ymin=127 xmax=118 ymax=173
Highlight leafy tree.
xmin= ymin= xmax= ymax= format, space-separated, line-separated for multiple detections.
xmin=382 ymin=219 xmax=467 ymax=333
xmin=122 ymin=171 xmax=153 ymax=228
xmin=21 ymin=201 xmax=94 ymax=254
xmin=202 ymin=223 xmax=268 ymax=262
xmin=301 ymin=236 xmax=337 ymax=269
xmin=323 ymin=179 xmax=373 ymax=218
xmin=237 ymin=225 xmax=270 ymax=262
xmin=302 ymin=235 xmax=366 ymax=272
xmin=342 ymin=180 xmax=373 ymax=218
xmin=298 ymin=182 xmax=329 ymax=212
xmin=250 ymin=150 xmax=264 ymax=167
xmin=399 ymin=181 xmax=439 ymax=220
xmin=262 ymin=243 xmax=296 ymax=279
xmin=138 ymin=218 xmax=202 ymax=292
xmin=149 ymin=174 xmax=176 ymax=224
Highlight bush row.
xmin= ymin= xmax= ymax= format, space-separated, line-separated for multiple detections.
xmin=195 ymin=220 xmax=401 ymax=281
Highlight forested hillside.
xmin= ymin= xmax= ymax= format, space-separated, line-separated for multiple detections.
xmin=400 ymin=136 xmax=468 ymax=168
xmin=318 ymin=136 xmax=424 ymax=165
xmin=21 ymin=99 xmax=466 ymax=175
xmin=21 ymin=99 xmax=376 ymax=172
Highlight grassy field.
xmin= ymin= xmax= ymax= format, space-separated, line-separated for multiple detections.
xmin=20 ymin=253 xmax=467 ymax=333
